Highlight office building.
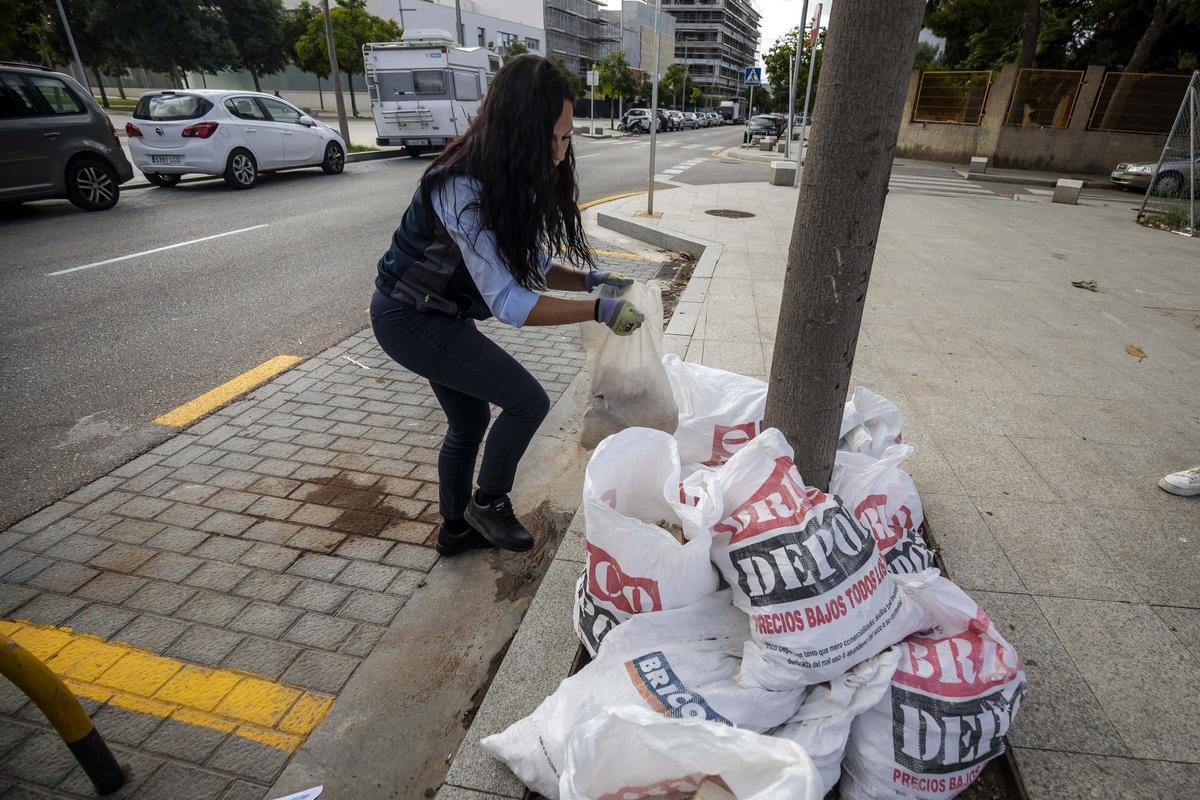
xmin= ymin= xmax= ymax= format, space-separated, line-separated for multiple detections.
xmin=366 ymin=0 xmax=546 ymax=55
xmin=544 ymin=0 xmax=614 ymax=73
xmin=663 ymin=0 xmax=761 ymax=104
xmin=599 ymin=0 xmax=675 ymax=74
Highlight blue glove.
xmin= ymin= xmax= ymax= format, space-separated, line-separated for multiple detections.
xmin=584 ymin=271 xmax=635 ymax=293
xmin=595 ymin=297 xmax=645 ymax=336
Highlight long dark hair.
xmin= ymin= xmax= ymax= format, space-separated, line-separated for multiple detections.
xmin=422 ymin=54 xmax=593 ymax=290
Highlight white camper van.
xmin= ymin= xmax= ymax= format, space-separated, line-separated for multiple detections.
xmin=364 ymin=30 xmax=499 ymax=157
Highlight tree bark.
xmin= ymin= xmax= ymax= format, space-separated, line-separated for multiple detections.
xmin=347 ymin=71 xmax=358 ymax=116
xmin=1020 ymin=0 xmax=1040 ymax=68
xmin=317 ymin=75 xmax=325 ymax=111
xmin=92 ymin=68 xmax=109 ymax=107
xmin=116 ymin=72 xmax=126 ymax=100
xmin=1125 ymin=0 xmax=1180 ymax=73
xmin=252 ymin=70 xmax=261 ymax=93
xmin=762 ymin=0 xmax=925 ymax=491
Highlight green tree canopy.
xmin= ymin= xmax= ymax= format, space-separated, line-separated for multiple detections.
xmin=87 ymin=0 xmax=235 ymax=81
xmin=550 ymin=55 xmax=587 ymax=98
xmin=597 ymin=49 xmax=636 ymax=123
xmin=762 ymin=26 xmax=825 ymax=112
xmin=502 ymin=40 xmax=528 ymax=63
xmin=293 ymin=0 xmax=401 ymax=114
xmin=218 ymin=0 xmax=291 ymax=91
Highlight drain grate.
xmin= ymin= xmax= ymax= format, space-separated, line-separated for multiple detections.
xmin=704 ymin=208 xmax=755 ymax=218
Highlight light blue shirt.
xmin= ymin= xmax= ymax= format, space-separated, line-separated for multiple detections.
xmin=431 ymin=175 xmax=554 ymax=327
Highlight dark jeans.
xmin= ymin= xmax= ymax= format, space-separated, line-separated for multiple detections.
xmin=369 ymin=291 xmax=550 ymax=522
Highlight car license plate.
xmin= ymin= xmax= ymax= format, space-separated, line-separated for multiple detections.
xmin=151 ymin=155 xmax=183 ymax=165
xmin=1111 ymin=170 xmax=1123 ymax=179
xmin=407 ymin=138 xmax=430 ymax=146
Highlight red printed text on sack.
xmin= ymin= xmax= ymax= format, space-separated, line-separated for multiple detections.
xmin=586 ymin=542 xmax=663 ymax=614
xmin=714 ymin=457 xmax=827 ymax=545
xmin=705 ymin=422 xmax=758 ymax=466
xmin=894 ymin=608 xmax=1021 ymax=698
xmin=854 ymin=493 xmax=914 ymax=552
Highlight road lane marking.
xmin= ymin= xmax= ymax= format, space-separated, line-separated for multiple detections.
xmin=578 ymin=190 xmax=647 ymax=210
xmin=1 ymin=618 xmax=333 ymax=753
xmin=154 ymin=354 xmax=303 ymax=427
xmin=48 ymin=224 xmax=270 ymax=277
xmin=576 ymin=153 xmax=601 ymax=159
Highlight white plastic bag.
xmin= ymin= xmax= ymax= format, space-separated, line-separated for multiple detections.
xmin=840 ymin=573 xmax=1028 ymax=800
xmin=483 ymin=592 xmax=808 ymax=799
xmin=831 ymin=444 xmax=935 ymax=574
xmin=839 ymin=386 xmax=905 ymax=458
xmin=574 ymin=428 xmax=721 ymax=655
xmin=699 ymin=428 xmax=931 ymax=689
xmin=559 ymin=705 xmax=822 ymax=800
xmin=773 ymin=648 xmax=900 ymax=796
xmin=663 ymin=354 xmax=767 ymax=468
xmin=580 ymin=283 xmax=677 ymax=449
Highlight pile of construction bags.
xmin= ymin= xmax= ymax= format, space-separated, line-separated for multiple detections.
xmin=484 ymin=353 xmax=1027 ymax=800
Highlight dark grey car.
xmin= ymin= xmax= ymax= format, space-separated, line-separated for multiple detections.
xmin=0 ymin=62 xmax=134 ymax=211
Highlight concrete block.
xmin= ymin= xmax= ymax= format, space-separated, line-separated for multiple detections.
xmin=968 ymin=155 xmax=989 ymax=174
xmin=1053 ymin=178 xmax=1084 ymax=205
xmin=759 ymin=136 xmax=778 ymax=151
xmin=775 ymin=140 xmax=787 ymax=152
xmin=769 ymin=160 xmax=798 ymax=186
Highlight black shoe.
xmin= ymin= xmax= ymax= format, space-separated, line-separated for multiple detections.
xmin=463 ymin=494 xmax=534 ymax=552
xmin=434 ymin=524 xmax=495 ymax=556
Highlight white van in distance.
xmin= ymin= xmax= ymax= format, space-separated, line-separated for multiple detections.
xmin=363 ymin=29 xmax=498 ymax=158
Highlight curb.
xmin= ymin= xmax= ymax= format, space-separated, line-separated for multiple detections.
xmin=121 ymin=148 xmax=409 ymax=190
xmin=956 ymin=169 xmax=1111 ymax=189
xmin=717 ymin=145 xmax=788 ymax=164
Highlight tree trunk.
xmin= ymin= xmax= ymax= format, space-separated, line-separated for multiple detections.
xmin=92 ymin=68 xmax=109 ymax=107
xmin=116 ymin=72 xmax=126 ymax=100
xmin=1019 ymin=0 xmax=1040 ymax=69
xmin=762 ymin=0 xmax=925 ymax=491
xmin=1125 ymin=0 xmax=1179 ymax=73
xmin=317 ymin=75 xmax=325 ymax=111
xmin=347 ymin=72 xmax=358 ymax=116
xmin=252 ymin=70 xmax=261 ymax=93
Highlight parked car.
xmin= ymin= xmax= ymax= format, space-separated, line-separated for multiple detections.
xmin=656 ymin=108 xmax=672 ymax=132
xmin=744 ymin=114 xmax=780 ymax=142
xmin=0 ymin=61 xmax=134 ymax=211
xmin=666 ymin=110 xmax=684 ymax=131
xmin=706 ymin=111 xmax=722 ymax=126
xmin=127 ymin=90 xmax=346 ymax=189
xmin=621 ymin=108 xmax=657 ymax=134
xmin=1110 ymin=157 xmax=1199 ymax=196
xmin=680 ymin=111 xmax=699 ymax=129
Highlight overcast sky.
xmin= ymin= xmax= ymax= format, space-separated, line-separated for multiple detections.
xmin=601 ymin=0 xmax=834 ymax=65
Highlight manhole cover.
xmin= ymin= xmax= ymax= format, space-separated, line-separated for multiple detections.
xmin=704 ymin=208 xmax=755 ymax=218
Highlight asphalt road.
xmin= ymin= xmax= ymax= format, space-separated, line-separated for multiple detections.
xmin=0 ymin=124 xmax=748 ymax=528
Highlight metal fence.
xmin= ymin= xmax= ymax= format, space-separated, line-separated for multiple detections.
xmin=1004 ymin=68 xmax=1084 ymax=128
xmin=912 ymin=70 xmax=992 ymax=125
xmin=1089 ymin=71 xmax=1193 ymax=135
xmin=1137 ymin=71 xmax=1199 ymax=235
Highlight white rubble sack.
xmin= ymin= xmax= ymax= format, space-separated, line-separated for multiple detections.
xmin=580 ymin=282 xmax=678 ymax=449
xmin=831 ymin=444 xmax=935 ymax=575
xmin=559 ymin=705 xmax=822 ymax=800
xmin=573 ymin=428 xmax=721 ymax=655
xmin=840 ymin=573 xmax=1028 ymax=800
xmin=839 ymin=386 xmax=905 ymax=458
xmin=663 ymin=353 xmax=767 ymax=468
xmin=698 ymin=428 xmax=932 ymax=689
xmin=483 ymin=592 xmax=807 ymax=799
xmin=773 ymin=648 xmax=900 ymax=796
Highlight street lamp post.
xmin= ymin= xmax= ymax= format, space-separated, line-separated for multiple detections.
xmin=785 ymin=0 xmax=811 ymax=159
xmin=52 ymin=0 xmax=89 ymax=94
xmin=646 ymin=0 xmax=663 ymax=216
xmin=321 ymin=0 xmax=352 ymax=147
xmin=798 ymin=3 xmax=822 ymax=165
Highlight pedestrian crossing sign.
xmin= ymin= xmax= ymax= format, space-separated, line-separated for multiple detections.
xmin=744 ymin=66 xmax=762 ymax=86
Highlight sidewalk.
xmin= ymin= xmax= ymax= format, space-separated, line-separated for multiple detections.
xmin=0 ymin=246 xmax=665 ymax=798
xmin=445 ymin=176 xmax=1200 ymax=798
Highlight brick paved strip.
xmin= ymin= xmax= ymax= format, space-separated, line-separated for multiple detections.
xmin=0 ymin=619 xmax=331 ymax=755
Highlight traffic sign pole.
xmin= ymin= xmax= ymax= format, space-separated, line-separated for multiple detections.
xmin=589 ymin=63 xmax=596 ymax=133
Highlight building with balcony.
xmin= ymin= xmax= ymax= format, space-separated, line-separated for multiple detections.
xmin=366 ymin=0 xmax=546 ymax=56
xmin=663 ymin=0 xmax=761 ymax=105
xmin=544 ymin=0 xmax=615 ymax=73
xmin=599 ymin=0 xmax=676 ymax=74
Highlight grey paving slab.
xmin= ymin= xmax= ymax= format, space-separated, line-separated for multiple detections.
xmin=1076 ymin=505 xmax=1200 ymax=608
xmin=1036 ymin=596 xmax=1200 ymax=762
xmin=1012 ymin=748 xmax=1200 ymax=799
xmin=921 ymin=493 xmax=1026 ymax=593
xmin=1154 ymin=605 xmax=1200 ymax=663
xmin=932 ymin=431 xmax=1058 ymax=502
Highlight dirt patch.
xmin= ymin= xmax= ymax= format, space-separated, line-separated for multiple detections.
xmin=490 ymin=502 xmax=575 ymax=602
xmin=659 ymin=255 xmax=697 ymax=322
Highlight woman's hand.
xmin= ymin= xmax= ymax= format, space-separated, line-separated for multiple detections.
xmin=596 ymin=297 xmax=645 ymax=335
xmin=583 ymin=271 xmax=635 ymax=293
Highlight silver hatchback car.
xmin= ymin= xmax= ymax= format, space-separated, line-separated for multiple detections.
xmin=0 ymin=62 xmax=134 ymax=211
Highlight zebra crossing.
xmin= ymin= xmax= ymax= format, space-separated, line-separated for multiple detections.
xmin=887 ymin=171 xmax=1002 ymax=199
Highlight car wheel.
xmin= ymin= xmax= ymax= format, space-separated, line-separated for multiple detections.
xmin=65 ymin=157 xmax=120 ymax=211
xmin=146 ymin=173 xmax=181 ymax=188
xmin=223 ymin=149 xmax=258 ymax=189
xmin=321 ymin=141 xmax=345 ymax=174
xmin=406 ymin=145 xmax=426 ymax=158
xmin=1151 ymin=171 xmax=1184 ymax=197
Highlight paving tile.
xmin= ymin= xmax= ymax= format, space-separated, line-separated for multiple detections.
xmin=1012 ymin=748 xmax=1200 ymax=799
xmin=335 ymin=561 xmax=398 ymax=592
xmin=114 ymin=495 xmax=173 ymax=521
xmin=3 ymin=555 xmax=52 ymax=584
xmin=103 ymin=518 xmax=166 ymax=545
xmin=9 ymin=592 xmax=87 ymax=625
xmin=206 ymin=736 xmax=289 ymax=785
xmin=198 ymin=511 xmax=255 ymax=536
xmin=137 ymin=552 xmax=203 ymax=583
xmin=288 ymin=503 xmax=342 ymax=527
xmin=1036 ymin=596 xmax=1200 ymax=762
xmin=338 ymin=590 xmax=405 ymax=626
xmin=125 ymin=581 xmax=196 ymax=614
xmin=142 ymin=717 xmax=229 ymax=764
xmin=0 ymin=583 xmax=38 ymax=616
xmin=280 ymin=648 xmax=359 ymax=694
xmin=238 ymin=543 xmax=299 ymax=572
xmin=155 ymin=501 xmax=218 ymax=529
xmin=1078 ymin=507 xmax=1200 ymax=607
xmin=134 ymin=762 xmax=229 ymax=800
xmin=90 ymin=704 xmax=164 ymax=747
xmin=385 ymin=570 xmax=426 ymax=597
xmin=185 ymin=561 xmax=252 ymax=593
xmin=286 ymin=553 xmax=349 ymax=581
xmin=232 ymin=570 xmax=302 ymax=604
xmin=26 ymin=561 xmax=99 ymax=593
xmin=242 ymin=520 xmax=302 ymax=545
xmin=287 ymin=527 xmax=345 ymax=554
xmin=65 ymin=604 xmax=138 ymax=639
xmin=1 ymin=730 xmax=79 ymax=785
xmin=285 ymin=580 xmax=351 ymax=614
xmin=340 ymin=624 xmax=387 ymax=658
xmin=229 ymin=602 xmax=302 ymax=638
xmin=246 ymin=476 xmax=301 ymax=499
xmin=974 ymin=590 xmax=1128 ymax=757
xmin=1154 ymin=606 xmax=1200 ymax=663
xmin=284 ymin=612 xmax=355 ymax=650
xmin=922 ymin=493 xmax=1025 ymax=593
xmin=932 ymin=431 xmax=1057 ymax=501
xmin=161 ymin=483 xmax=221 ymax=504
xmin=192 ymin=536 xmax=256 ymax=563
xmin=221 ymin=781 xmax=269 ymax=800
xmin=222 ymin=637 xmax=300 ymax=678
xmin=177 ymin=593 xmax=249 ymax=627
xmin=245 ymin=496 xmax=302 ymax=520
xmin=146 ymin=526 xmax=209 ymax=553
xmin=74 ymin=571 xmax=148 ymax=604
xmin=382 ymin=543 xmax=439 ymax=572
xmin=204 ymin=492 xmax=258 ymax=516
xmin=43 ymin=533 xmax=111 ymax=563
xmin=334 ymin=536 xmax=394 ymax=562
xmin=114 ymin=614 xmax=190 ymax=655
xmin=57 ymin=748 xmax=163 ymax=796
xmin=89 ymin=542 xmax=157 ymax=573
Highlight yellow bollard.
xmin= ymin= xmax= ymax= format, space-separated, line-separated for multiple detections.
xmin=0 ymin=635 xmax=125 ymax=794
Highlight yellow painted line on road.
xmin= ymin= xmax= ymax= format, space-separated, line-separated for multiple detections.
xmin=578 ymin=190 xmax=647 ymax=210
xmin=2 ymin=619 xmax=332 ymax=753
xmin=154 ymin=355 xmax=303 ymax=427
